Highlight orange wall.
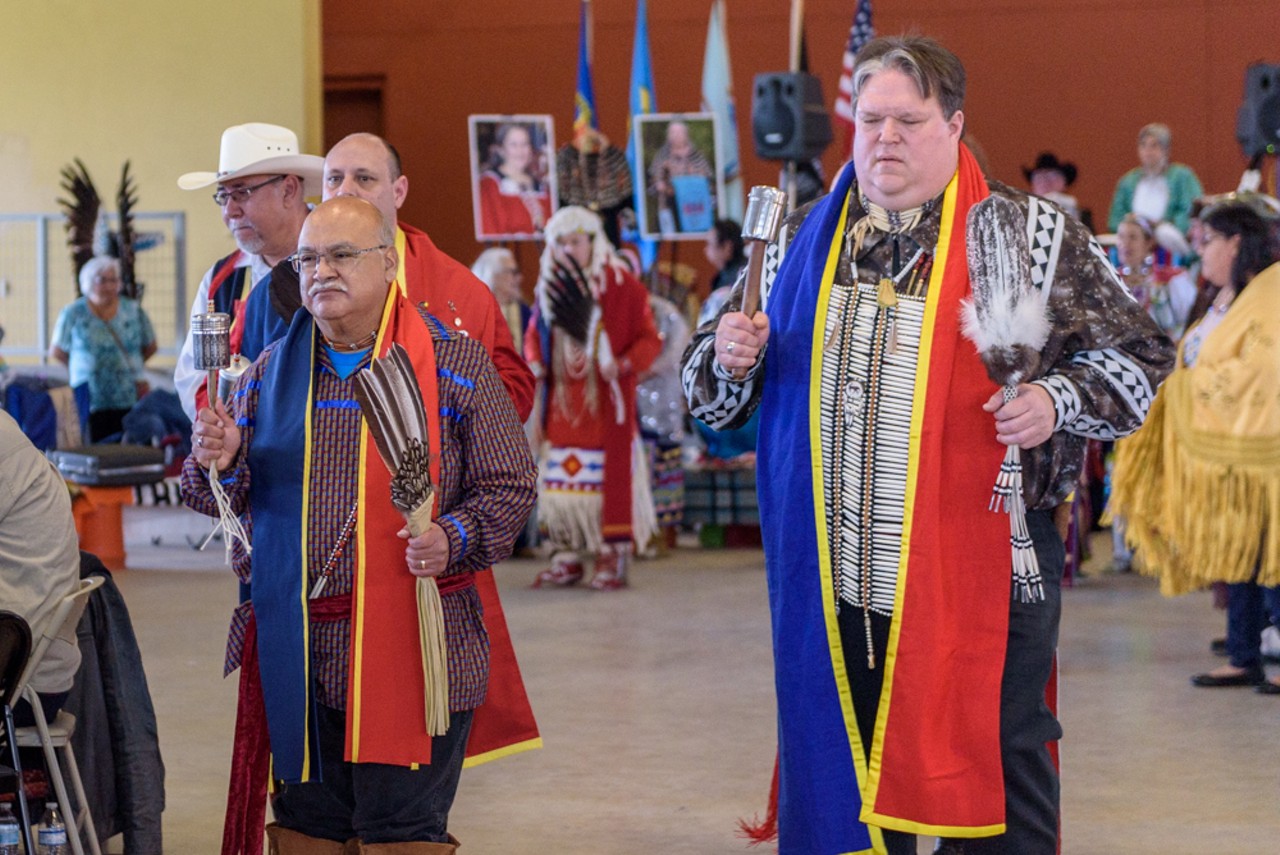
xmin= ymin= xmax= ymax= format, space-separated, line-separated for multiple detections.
xmin=322 ymin=0 xmax=1279 ymax=272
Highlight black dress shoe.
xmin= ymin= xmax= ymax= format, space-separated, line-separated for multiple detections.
xmin=1191 ymin=667 xmax=1265 ymax=687
xmin=1256 ymin=681 xmax=1280 ymax=695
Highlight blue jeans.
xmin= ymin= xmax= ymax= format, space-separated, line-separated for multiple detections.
xmin=271 ymin=702 xmax=474 ymax=844
xmin=1225 ymin=582 xmax=1280 ymax=669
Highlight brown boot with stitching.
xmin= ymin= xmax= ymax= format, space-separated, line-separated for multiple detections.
xmin=360 ymin=835 xmax=461 ymax=854
xmin=265 ymin=822 xmax=351 ymax=854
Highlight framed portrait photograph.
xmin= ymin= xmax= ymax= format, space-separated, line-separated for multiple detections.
xmin=469 ymin=114 xmax=557 ymax=242
xmin=634 ymin=113 xmax=723 ymax=241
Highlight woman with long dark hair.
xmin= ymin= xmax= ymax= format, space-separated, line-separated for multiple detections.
xmin=1112 ymin=201 xmax=1280 ymax=693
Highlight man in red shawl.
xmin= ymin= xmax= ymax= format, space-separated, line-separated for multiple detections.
xmin=185 ymin=198 xmax=536 ymax=854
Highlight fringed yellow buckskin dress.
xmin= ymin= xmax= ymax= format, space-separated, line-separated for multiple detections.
xmin=1111 ymin=262 xmax=1280 ymax=595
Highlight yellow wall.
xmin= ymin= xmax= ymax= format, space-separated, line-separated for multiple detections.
xmin=0 ymin=0 xmax=322 ymax=363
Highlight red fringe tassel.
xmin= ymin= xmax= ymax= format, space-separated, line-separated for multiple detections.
xmin=735 ymin=751 xmax=780 ymax=846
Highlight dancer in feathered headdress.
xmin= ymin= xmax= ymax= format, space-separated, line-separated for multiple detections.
xmin=527 ymin=206 xmax=663 ymax=589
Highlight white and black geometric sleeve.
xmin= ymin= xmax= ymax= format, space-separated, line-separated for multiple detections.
xmin=1032 ymin=347 xmax=1158 ymax=440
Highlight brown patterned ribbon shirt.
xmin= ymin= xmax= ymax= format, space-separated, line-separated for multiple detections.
xmin=183 ymin=305 xmax=537 ymax=712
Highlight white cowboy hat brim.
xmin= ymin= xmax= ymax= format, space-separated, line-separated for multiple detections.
xmin=178 ymin=154 xmax=325 ymax=196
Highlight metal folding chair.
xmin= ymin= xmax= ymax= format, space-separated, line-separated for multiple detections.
xmin=0 ymin=610 xmax=37 ymax=855
xmin=13 ymin=577 xmax=105 ymax=855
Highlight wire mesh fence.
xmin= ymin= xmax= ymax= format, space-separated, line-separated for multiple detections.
xmin=0 ymin=211 xmax=186 ymax=367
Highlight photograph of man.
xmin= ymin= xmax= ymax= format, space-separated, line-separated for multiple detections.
xmin=637 ymin=115 xmax=720 ymax=239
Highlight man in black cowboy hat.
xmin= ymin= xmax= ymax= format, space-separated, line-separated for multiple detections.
xmin=1023 ymin=151 xmax=1082 ymax=222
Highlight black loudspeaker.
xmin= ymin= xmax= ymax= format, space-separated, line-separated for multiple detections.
xmin=752 ymin=72 xmax=833 ymax=162
xmin=1236 ymin=63 xmax=1280 ymax=159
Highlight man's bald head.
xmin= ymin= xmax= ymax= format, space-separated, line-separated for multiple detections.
xmin=302 ymin=196 xmax=395 ymax=247
xmin=297 ymin=197 xmax=398 ymax=338
xmin=323 ymin=133 xmax=409 ymax=226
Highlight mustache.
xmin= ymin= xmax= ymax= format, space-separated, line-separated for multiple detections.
xmin=307 ymin=281 xmax=350 ymax=298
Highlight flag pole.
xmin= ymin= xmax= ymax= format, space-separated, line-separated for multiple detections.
xmin=786 ymin=0 xmax=804 ymax=210
xmin=788 ymin=0 xmax=804 ymax=73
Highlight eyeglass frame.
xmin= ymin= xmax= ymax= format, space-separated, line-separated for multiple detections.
xmin=1197 ymin=230 xmax=1228 ymax=251
xmin=287 ymin=244 xmax=390 ymax=274
xmin=212 ymin=174 xmax=287 ymax=207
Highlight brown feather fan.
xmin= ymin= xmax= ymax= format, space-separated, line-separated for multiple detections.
xmin=57 ymin=158 xmax=100 ymax=287
xmin=57 ymin=159 xmax=144 ymax=300
xmin=115 ymin=161 xmax=142 ymax=300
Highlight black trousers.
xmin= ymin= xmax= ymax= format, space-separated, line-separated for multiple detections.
xmin=838 ymin=510 xmax=1064 ymax=855
xmin=271 ymin=702 xmax=474 ymax=844
xmin=88 ymin=408 xmax=129 ymax=443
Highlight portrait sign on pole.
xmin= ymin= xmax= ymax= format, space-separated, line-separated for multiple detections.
xmin=469 ymin=114 xmax=558 ymax=241
xmin=634 ymin=112 xmax=723 ymax=240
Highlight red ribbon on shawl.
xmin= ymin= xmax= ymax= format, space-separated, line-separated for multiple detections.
xmin=860 ymin=145 xmax=1012 ymax=836
xmin=221 ymin=289 xmax=541 ymax=855
xmin=221 ymin=614 xmax=267 ymax=855
xmin=343 ymin=290 xmax=443 ymax=766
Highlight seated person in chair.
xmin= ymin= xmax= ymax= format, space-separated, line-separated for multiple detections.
xmin=0 ymin=410 xmax=81 ymax=725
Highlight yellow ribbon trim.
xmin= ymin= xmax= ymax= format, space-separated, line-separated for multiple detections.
xmin=462 ymin=736 xmax=546 ymax=769
xmin=805 ymin=188 xmax=876 ymax=806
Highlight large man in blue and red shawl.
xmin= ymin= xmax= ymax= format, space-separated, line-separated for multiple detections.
xmin=184 ymin=197 xmax=537 ymax=855
xmin=682 ymin=35 xmax=1175 ymax=855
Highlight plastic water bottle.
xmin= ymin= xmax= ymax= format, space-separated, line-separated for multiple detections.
xmin=37 ymin=802 xmax=67 ymax=855
xmin=0 ymin=803 xmax=19 ymax=855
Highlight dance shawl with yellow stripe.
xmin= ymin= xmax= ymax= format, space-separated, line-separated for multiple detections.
xmin=249 ymin=286 xmax=539 ymax=785
xmin=1112 ymin=261 xmax=1280 ymax=595
xmin=757 ymin=146 xmax=1012 ymax=854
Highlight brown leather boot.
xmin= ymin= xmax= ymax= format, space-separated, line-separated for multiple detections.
xmin=360 ymin=835 xmax=460 ymax=854
xmin=265 ymin=822 xmax=351 ymax=854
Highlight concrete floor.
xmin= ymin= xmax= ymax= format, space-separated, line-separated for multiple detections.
xmin=104 ymin=506 xmax=1279 ymax=854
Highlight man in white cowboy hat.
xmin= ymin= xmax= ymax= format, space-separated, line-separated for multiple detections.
xmin=173 ymin=122 xmax=323 ymax=421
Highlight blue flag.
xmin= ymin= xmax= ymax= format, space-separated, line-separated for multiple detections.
xmin=701 ymin=0 xmax=742 ymax=222
xmin=574 ymin=0 xmax=599 ymax=142
xmin=627 ymin=0 xmax=659 ymax=271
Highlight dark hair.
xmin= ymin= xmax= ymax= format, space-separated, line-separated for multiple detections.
xmin=1201 ymin=202 xmax=1278 ymax=291
xmin=383 ymin=139 xmax=403 ymax=180
xmin=712 ymin=219 xmax=744 ymax=266
xmin=852 ymin=35 xmax=966 ymax=119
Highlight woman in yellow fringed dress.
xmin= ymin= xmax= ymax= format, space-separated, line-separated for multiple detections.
xmin=1112 ymin=201 xmax=1280 ymax=693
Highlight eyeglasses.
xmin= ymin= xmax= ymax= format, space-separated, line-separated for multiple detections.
xmin=212 ymin=175 xmax=286 ymax=207
xmin=1198 ymin=231 xmax=1225 ymax=250
xmin=288 ymin=245 xmax=389 ymax=274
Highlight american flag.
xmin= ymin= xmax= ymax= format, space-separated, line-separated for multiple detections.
xmin=833 ymin=0 xmax=875 ymax=161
